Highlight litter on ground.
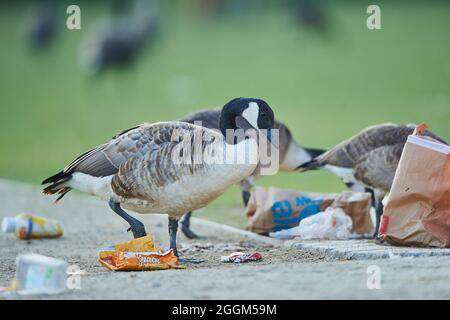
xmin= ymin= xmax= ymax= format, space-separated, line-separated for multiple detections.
xmin=98 ymin=235 xmax=185 ymax=271
xmin=220 ymin=251 xmax=263 ymax=263
xmin=179 ymin=242 xmax=246 ymax=254
xmin=1 ymin=253 xmax=68 ymax=297
xmin=269 ymin=207 xmax=354 ymax=240
xmin=2 ymin=214 xmax=63 ymax=240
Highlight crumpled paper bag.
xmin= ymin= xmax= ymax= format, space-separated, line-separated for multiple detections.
xmin=380 ymin=124 xmax=450 ymax=247
xmin=245 ymin=187 xmax=373 ymax=235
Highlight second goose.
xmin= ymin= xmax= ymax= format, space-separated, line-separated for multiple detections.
xmin=297 ymin=123 xmax=447 ymax=237
xmin=179 ymin=107 xmax=325 ymax=238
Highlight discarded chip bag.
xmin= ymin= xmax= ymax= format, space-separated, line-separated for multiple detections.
xmin=380 ymin=124 xmax=450 ymax=247
xmin=98 ymin=235 xmax=185 ymax=271
xmin=245 ymin=187 xmax=373 ymax=235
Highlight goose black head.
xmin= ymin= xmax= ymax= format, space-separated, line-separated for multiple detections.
xmin=219 ymin=97 xmax=275 ymax=145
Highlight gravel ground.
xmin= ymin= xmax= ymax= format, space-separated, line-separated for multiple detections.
xmin=1 ymin=180 xmax=450 ymax=299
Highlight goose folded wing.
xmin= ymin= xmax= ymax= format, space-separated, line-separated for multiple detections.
xmin=109 ymin=123 xmax=215 ymax=199
xmin=63 ymin=123 xmax=178 ymax=177
xmin=314 ymin=124 xmax=408 ymax=168
xmin=63 ymin=121 xmax=207 ymax=179
xmin=353 ymin=143 xmax=404 ymax=191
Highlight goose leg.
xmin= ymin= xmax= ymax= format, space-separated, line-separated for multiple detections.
xmin=108 ymin=199 xmax=146 ymax=238
xmin=373 ymin=200 xmax=384 ymax=239
xmin=169 ymin=216 xmax=204 ymax=264
xmin=240 ymin=177 xmax=254 ymax=207
xmin=168 ymin=217 xmax=179 ymax=256
xmin=242 ymin=190 xmax=251 ymax=207
xmin=180 ymin=212 xmax=202 ymax=239
xmin=367 ymin=189 xmax=385 ymax=240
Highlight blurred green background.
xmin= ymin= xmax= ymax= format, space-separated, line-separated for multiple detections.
xmin=0 ymin=0 xmax=449 ymax=228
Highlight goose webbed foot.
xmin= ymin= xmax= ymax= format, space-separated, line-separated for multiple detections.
xmin=169 ymin=216 xmax=204 ymax=264
xmin=180 ymin=212 xmax=203 ymax=239
xmin=168 ymin=216 xmax=180 ymax=256
xmin=109 ymin=199 xmax=147 ymax=238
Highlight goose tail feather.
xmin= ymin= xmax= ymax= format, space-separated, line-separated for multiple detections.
xmin=296 ymin=159 xmax=323 ymax=172
xmin=42 ymin=171 xmax=73 ymax=202
xmin=304 ymin=147 xmax=326 ymax=158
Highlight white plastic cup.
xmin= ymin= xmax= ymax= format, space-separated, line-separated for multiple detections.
xmin=15 ymin=254 xmax=68 ymax=295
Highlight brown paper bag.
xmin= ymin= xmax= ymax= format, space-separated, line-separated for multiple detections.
xmin=245 ymin=187 xmax=373 ymax=235
xmin=380 ymin=127 xmax=450 ymax=247
xmin=330 ymin=191 xmax=373 ymax=234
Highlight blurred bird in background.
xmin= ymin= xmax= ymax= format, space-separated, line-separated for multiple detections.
xmin=178 ymin=107 xmax=325 ymax=239
xmin=195 ymin=0 xmax=226 ymax=17
xmin=26 ymin=1 xmax=58 ymax=51
xmin=192 ymin=0 xmax=259 ymax=19
xmin=292 ymin=0 xmax=328 ymax=36
xmin=81 ymin=0 xmax=159 ymax=75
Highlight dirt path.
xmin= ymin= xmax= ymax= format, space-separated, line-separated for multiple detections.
xmin=1 ymin=180 xmax=450 ymax=299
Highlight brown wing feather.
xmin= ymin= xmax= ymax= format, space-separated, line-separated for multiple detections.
xmin=43 ymin=121 xmax=217 ymax=201
xmin=42 ymin=124 xmax=150 ymax=198
xmin=63 ymin=143 xmax=117 ymax=177
xmin=63 ymin=122 xmax=196 ymax=178
xmin=318 ymin=124 xmax=447 ymax=168
xmin=111 ymin=122 xmax=214 ymax=200
xmin=111 ymin=124 xmax=144 ymax=139
xmin=353 ymin=143 xmax=404 ymax=191
xmin=315 ymin=124 xmax=413 ymax=167
xmin=61 ymin=124 xmax=149 ymax=177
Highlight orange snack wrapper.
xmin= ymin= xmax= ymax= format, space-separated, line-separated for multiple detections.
xmin=98 ymin=235 xmax=185 ymax=271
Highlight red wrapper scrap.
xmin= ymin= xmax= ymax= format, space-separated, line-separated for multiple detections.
xmin=220 ymin=251 xmax=262 ymax=263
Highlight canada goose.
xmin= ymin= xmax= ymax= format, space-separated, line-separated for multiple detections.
xmin=178 ymin=107 xmax=325 ymax=239
xmin=293 ymin=0 xmax=328 ymax=35
xmin=42 ymin=98 xmax=276 ymax=259
xmin=195 ymin=0 xmax=226 ymax=17
xmin=297 ymin=123 xmax=447 ymax=237
xmin=27 ymin=1 xmax=57 ymax=50
xmin=81 ymin=1 xmax=158 ymax=75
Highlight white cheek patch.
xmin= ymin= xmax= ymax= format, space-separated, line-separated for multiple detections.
xmin=242 ymin=102 xmax=260 ymax=129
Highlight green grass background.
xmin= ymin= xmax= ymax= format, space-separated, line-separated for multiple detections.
xmin=0 ymin=1 xmax=449 ymax=228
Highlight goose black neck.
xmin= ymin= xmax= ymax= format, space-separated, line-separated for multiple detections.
xmin=219 ymin=99 xmax=242 ymax=133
